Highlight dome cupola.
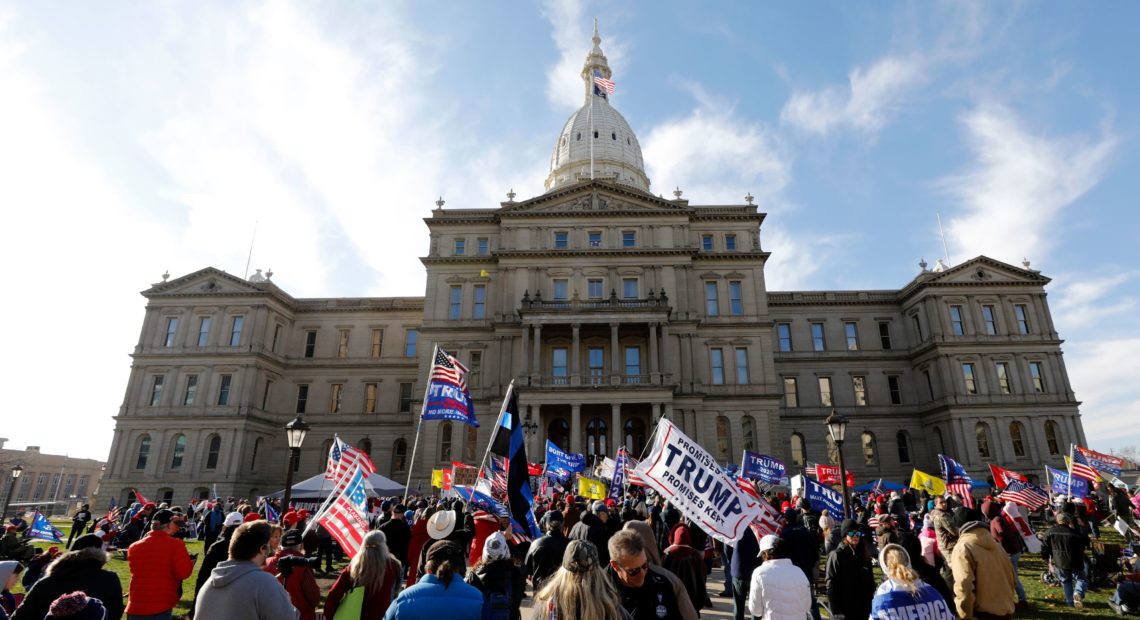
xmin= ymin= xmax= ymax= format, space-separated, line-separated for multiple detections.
xmin=545 ymin=22 xmax=650 ymax=192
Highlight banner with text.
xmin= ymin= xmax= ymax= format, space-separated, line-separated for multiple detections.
xmin=800 ymin=475 xmax=845 ymax=518
xmin=1048 ymin=466 xmax=1089 ymax=499
xmin=633 ymin=418 xmax=763 ymax=545
xmin=814 ymin=464 xmax=856 ymax=487
xmin=545 ymin=441 xmax=586 ymax=474
xmin=740 ymin=451 xmax=786 ymax=485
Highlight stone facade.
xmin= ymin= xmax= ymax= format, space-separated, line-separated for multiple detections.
xmin=0 ymin=442 xmax=105 ymax=517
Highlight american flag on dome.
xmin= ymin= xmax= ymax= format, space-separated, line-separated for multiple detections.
xmin=325 ymin=435 xmax=377 ymax=482
xmin=1000 ymin=480 xmax=1049 ymax=511
xmin=593 ymin=70 xmax=615 ymax=96
xmin=422 ymin=346 xmax=477 ymax=427
xmin=939 ymin=454 xmax=975 ymax=509
xmin=316 ymin=465 xmax=372 ymax=558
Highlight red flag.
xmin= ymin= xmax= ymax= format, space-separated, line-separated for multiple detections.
xmin=815 ymin=464 xmax=855 ymax=487
xmin=528 ymin=462 xmax=544 ymax=476
xmin=131 ymin=488 xmax=150 ymax=505
xmin=988 ymin=464 xmax=1027 ymax=490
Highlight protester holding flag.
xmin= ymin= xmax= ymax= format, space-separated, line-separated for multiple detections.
xmin=324 ymin=530 xmax=402 ymax=620
xmin=11 ymin=534 xmax=124 ymax=620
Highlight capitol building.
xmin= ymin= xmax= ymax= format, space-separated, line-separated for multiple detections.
xmin=101 ymin=29 xmax=1085 ymax=506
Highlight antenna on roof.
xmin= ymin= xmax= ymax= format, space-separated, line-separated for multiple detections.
xmin=936 ymin=212 xmax=951 ymax=266
xmin=243 ymin=220 xmax=258 ymax=280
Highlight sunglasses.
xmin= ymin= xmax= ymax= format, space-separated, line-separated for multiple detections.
xmin=845 ymin=531 xmax=863 ymax=537
xmin=619 ymin=560 xmax=649 ymax=576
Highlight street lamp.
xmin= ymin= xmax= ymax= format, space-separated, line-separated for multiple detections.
xmin=2 ymin=465 xmax=23 ymax=522
xmin=281 ymin=416 xmax=310 ymax=522
xmin=824 ymin=410 xmax=850 ymax=520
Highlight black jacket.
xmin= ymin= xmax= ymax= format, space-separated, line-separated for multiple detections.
xmin=12 ymin=548 xmax=124 ymax=620
xmin=524 ymin=531 xmax=570 ymax=590
xmin=1042 ymin=524 xmax=1089 ymax=571
xmin=780 ymin=523 xmax=821 ymax=582
xmin=466 ymin=559 xmax=526 ymax=620
xmin=569 ymin=513 xmax=611 ymax=566
xmin=825 ymin=541 xmax=875 ymax=620
xmin=379 ymin=516 xmax=412 ymax=566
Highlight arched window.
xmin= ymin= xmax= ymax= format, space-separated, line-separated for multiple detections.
xmin=862 ymin=431 xmax=877 ymax=466
xmin=439 ymin=422 xmax=453 ymax=462
xmin=170 ymin=434 xmax=186 ymax=469
xmin=586 ymin=418 xmax=608 ymax=457
xmin=205 ymin=435 xmax=221 ymax=470
xmin=742 ymin=416 xmax=756 ymax=452
xmin=135 ymin=435 xmax=151 ymax=470
xmin=626 ymin=418 xmax=647 ymax=456
xmin=896 ymin=432 xmax=911 ymax=463
xmin=464 ymin=425 xmax=478 ymax=462
xmin=1044 ymin=420 xmax=1061 ymax=455
xmin=790 ymin=433 xmax=806 ymax=467
xmin=715 ymin=416 xmax=732 ymax=462
xmin=250 ymin=437 xmax=262 ymax=472
xmin=933 ymin=427 xmax=946 ymax=454
xmin=548 ymin=418 xmax=570 ymax=451
xmin=392 ymin=438 xmax=408 ymax=473
xmin=358 ymin=438 xmax=373 ymax=458
xmin=158 ymin=488 xmax=174 ymax=505
xmin=1009 ymin=422 xmax=1027 ymax=458
xmin=975 ymin=422 xmax=992 ymax=459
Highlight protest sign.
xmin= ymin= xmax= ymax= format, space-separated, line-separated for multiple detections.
xmin=799 ymin=475 xmax=844 ymax=518
xmin=632 ymin=418 xmax=762 ymax=545
xmin=545 ymin=440 xmax=585 ymax=474
xmin=740 ymin=451 xmax=785 ymax=485
xmin=452 ymin=463 xmax=478 ymax=488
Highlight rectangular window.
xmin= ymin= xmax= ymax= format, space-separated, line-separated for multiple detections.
xmin=197 ymin=317 xmax=210 ymax=347
xmin=469 ymin=351 xmax=482 ymax=385
xmin=165 ymin=318 xmax=178 ymax=347
xmin=729 ymin=281 xmax=743 ymax=315
xmin=625 ymin=347 xmax=641 ymax=382
xmin=1014 ymin=304 xmax=1030 ymax=334
xmin=449 ymin=285 xmax=462 ymax=319
xmin=783 ymin=377 xmax=799 ymax=407
xmin=949 ymin=305 xmax=965 ymax=336
xmin=622 ymin=278 xmax=638 ymax=299
xmin=735 ymin=348 xmax=750 ymax=384
xmin=473 ymin=286 xmax=486 ymax=319
xmin=888 ymin=376 xmax=902 ymax=405
xmin=982 ymin=305 xmax=997 ymax=335
xmin=552 ymin=347 xmax=568 ymax=382
xmin=852 ymin=376 xmax=867 ymax=406
xmin=477 ymin=237 xmax=489 ymax=255
xmin=271 ymin=324 xmax=281 ymax=353
xmin=912 ymin=315 xmax=923 ymax=340
xmin=554 ymin=231 xmax=569 ymax=249
xmin=962 ymin=363 xmax=977 ymax=394
xmin=701 ymin=234 xmax=713 ymax=251
xmin=1029 ymin=361 xmax=1046 ymax=392
xmin=710 ymin=348 xmax=725 ymax=385
xmin=295 ymin=384 xmax=309 ymax=414
xmin=925 ymin=370 xmax=935 ymax=400
xmin=725 ymin=234 xmax=736 ymax=250
xmin=150 ymin=376 xmax=164 ymax=406
xmin=405 ymin=329 xmax=418 ymax=357
xmin=879 ymin=322 xmax=892 ymax=349
xmin=217 ymin=374 xmax=232 ymax=406
xmin=337 ymin=329 xmax=350 ymax=358
xmin=364 ymin=383 xmax=378 ymax=413
xmin=811 ymin=323 xmax=826 ymax=351
xmin=371 ymin=329 xmax=383 ymax=358
xmin=183 ymin=375 xmax=198 ymax=406
xmin=622 ymin=231 xmax=636 ymax=247
xmin=553 ymin=279 xmax=569 ymax=300
xmin=398 ymin=382 xmax=413 ymax=413
xmin=587 ymin=279 xmax=604 ymax=299
xmin=588 ymin=231 xmax=602 ymax=247
xmin=777 ymin=323 xmax=792 ymax=352
xmin=454 ymin=238 xmax=466 ymax=255
xmin=818 ymin=377 xmax=833 ymax=406
xmin=304 ymin=330 xmax=317 ymax=358
xmin=995 ymin=362 xmax=1012 ymax=394
xmin=229 ymin=316 xmax=243 ymax=346
xmin=845 ymin=322 xmax=859 ymax=351
xmin=329 ymin=383 xmax=343 ymax=413
xmin=588 ymin=347 xmax=605 ymax=383
xmin=705 ymin=282 xmax=719 ymax=316
xmin=262 ymin=380 xmax=272 ymax=410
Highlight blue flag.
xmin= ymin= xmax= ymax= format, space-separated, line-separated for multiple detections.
xmin=489 ymin=386 xmax=541 ymax=540
xmin=264 ymin=502 xmax=279 ymax=522
xmin=422 ymin=347 xmax=478 ymax=426
xmin=453 ymin=486 xmax=509 ymax=518
xmin=609 ymin=448 xmax=628 ymax=499
xmin=938 ymin=454 xmax=972 ymax=485
xmin=1048 ymin=466 xmax=1089 ymax=498
xmin=545 ymin=441 xmax=585 ymax=474
xmin=741 ymin=451 xmax=785 ymax=485
xmin=803 ymin=477 xmax=844 ymax=518
xmin=28 ymin=511 xmax=64 ymax=543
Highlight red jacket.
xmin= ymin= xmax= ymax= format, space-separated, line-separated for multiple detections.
xmin=126 ymin=529 xmax=195 ymax=615
xmin=406 ymin=520 xmax=430 ymax=587
xmin=265 ymin=548 xmax=320 ymax=620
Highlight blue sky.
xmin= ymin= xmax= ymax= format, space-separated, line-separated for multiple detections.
xmin=1 ymin=1 xmax=1136 ymax=461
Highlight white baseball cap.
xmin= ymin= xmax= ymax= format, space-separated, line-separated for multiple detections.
xmin=758 ymin=534 xmax=779 ymax=554
xmin=224 ymin=512 xmax=243 ymax=526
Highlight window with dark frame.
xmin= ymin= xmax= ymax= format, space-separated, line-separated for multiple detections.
xmin=296 ymin=384 xmax=309 ymax=414
xmin=887 ymin=375 xmax=902 ymax=405
xmin=305 ymin=330 xmax=317 ymax=358
xmin=398 ymin=382 xmax=413 ymax=413
xmin=879 ymin=322 xmax=892 ymax=349
xmin=217 ymin=374 xmax=232 ymax=406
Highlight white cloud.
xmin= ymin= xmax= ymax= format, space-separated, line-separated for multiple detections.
xmin=1051 ymin=271 xmax=1137 ymax=332
xmin=940 ymin=103 xmax=1117 ymax=265
xmin=1066 ymin=338 xmax=1140 ymax=449
xmin=780 ymin=55 xmax=926 ymax=137
xmin=541 ymin=0 xmax=626 ymax=111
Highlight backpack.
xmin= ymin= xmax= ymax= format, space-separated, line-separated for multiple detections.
xmin=481 ymin=579 xmax=512 ymax=620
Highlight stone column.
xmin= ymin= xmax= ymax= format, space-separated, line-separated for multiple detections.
xmin=571 ymin=324 xmax=581 ymax=385
xmin=570 ymin=404 xmax=582 ymax=454
xmin=611 ymin=403 xmax=622 ymax=455
xmin=659 ymin=324 xmax=672 ymax=378
xmin=651 ymin=402 xmax=661 ymax=423
xmin=532 ymin=324 xmax=543 ymax=378
xmin=610 ymin=323 xmax=621 ymax=384
xmin=648 ymin=322 xmax=659 ymax=383
xmin=520 ymin=326 xmax=530 ymax=383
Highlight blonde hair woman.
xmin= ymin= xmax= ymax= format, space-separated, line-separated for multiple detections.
xmin=869 ymin=543 xmax=954 ymax=618
xmin=532 ymin=540 xmax=632 ymax=620
xmin=324 ymin=529 xmax=402 ymax=619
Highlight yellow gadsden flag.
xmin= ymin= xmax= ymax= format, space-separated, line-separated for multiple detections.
xmin=431 ymin=469 xmax=444 ymax=489
xmin=910 ymin=469 xmax=946 ymax=496
xmin=578 ymin=477 xmax=607 ymax=500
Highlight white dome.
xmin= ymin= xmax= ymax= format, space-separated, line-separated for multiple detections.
xmin=544 ymin=23 xmax=650 ymax=193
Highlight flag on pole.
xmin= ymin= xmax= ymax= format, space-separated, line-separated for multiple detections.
xmin=316 ymin=465 xmax=372 ymax=558
xmin=626 ymin=454 xmax=647 ymax=487
xmin=988 ymin=464 xmax=1027 ymax=490
xmin=325 ymin=436 xmax=377 ymax=482
xmin=736 ymin=477 xmax=761 ymax=501
xmin=1000 ymin=480 xmax=1049 ymax=511
xmin=27 ymin=511 xmax=64 ymax=543
xmin=1074 ymin=445 xmax=1123 ymax=477
xmin=749 ymin=498 xmax=785 ymax=540
xmin=909 ymin=469 xmax=947 ymax=496
xmin=422 ymin=347 xmax=477 ymax=426
xmin=593 ymin=70 xmax=615 ymax=96
xmin=939 ymin=455 xmax=975 ymax=508
xmin=264 ymin=502 xmax=279 ymax=522
xmin=1048 ymin=466 xmax=1089 ymax=499
xmin=488 ymin=386 xmax=541 ymax=540
xmin=1069 ymin=446 xmax=1102 ymax=482
xmin=578 ymin=477 xmax=607 ymax=500
xmin=609 ymin=448 xmax=629 ymax=499
xmin=431 ymin=469 xmax=444 ymax=489
xmin=804 ymin=462 xmax=818 ymax=478
xmin=131 ymin=488 xmax=150 ymax=505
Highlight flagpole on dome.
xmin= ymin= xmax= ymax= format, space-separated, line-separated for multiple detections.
xmin=589 ymin=18 xmax=597 ymax=182
xmin=403 ymin=344 xmax=439 ymax=504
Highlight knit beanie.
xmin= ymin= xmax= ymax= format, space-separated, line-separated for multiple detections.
xmin=46 ymin=591 xmax=107 ymax=620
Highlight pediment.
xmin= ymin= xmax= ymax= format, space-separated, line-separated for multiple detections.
xmin=501 ymin=180 xmax=689 ymax=216
xmin=922 ymin=256 xmax=1050 ymax=286
xmin=143 ymin=267 xmax=269 ymax=297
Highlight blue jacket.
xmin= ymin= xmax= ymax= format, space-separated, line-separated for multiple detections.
xmin=383 ymin=574 xmax=484 ymax=620
xmin=870 ymin=579 xmax=954 ymax=620
xmin=729 ymin=527 xmax=760 ymax=581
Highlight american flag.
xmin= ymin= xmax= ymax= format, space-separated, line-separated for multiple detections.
xmin=1070 ymin=446 xmax=1103 ymax=482
xmin=104 ymin=506 xmax=122 ymax=526
xmin=431 ymin=347 xmax=469 ymax=391
xmin=869 ymin=514 xmax=881 ymax=528
xmin=939 ymin=454 xmax=976 ymax=509
xmin=593 ymin=71 xmax=615 ymax=95
xmin=1000 ymin=480 xmax=1049 ymax=511
xmin=627 ymin=455 xmax=647 ymax=487
xmin=316 ymin=466 xmax=372 ymax=558
xmin=805 ymin=462 xmax=817 ymax=478
xmin=325 ymin=436 xmax=377 ymax=482
xmin=749 ymin=497 xmax=784 ymax=539
xmin=736 ymin=477 xmax=761 ymax=501
xmin=487 ymin=454 xmax=508 ymax=496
